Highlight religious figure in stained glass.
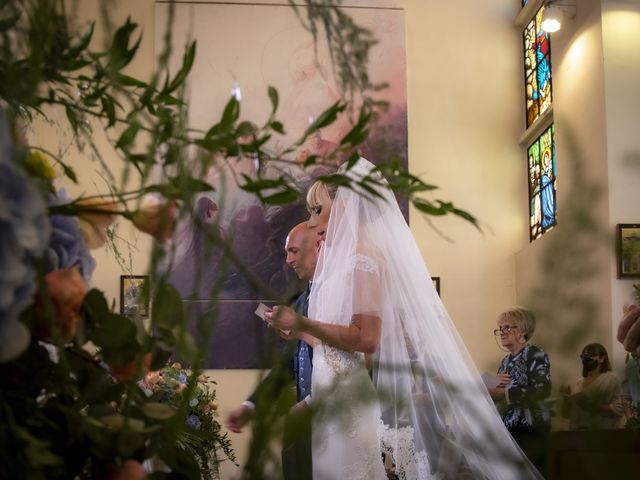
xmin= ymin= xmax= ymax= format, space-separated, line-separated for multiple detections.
xmin=528 ymin=124 xmax=556 ymax=240
xmin=524 ymin=6 xmax=552 ymax=128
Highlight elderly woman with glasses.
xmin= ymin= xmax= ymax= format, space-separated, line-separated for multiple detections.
xmin=488 ymin=307 xmax=552 ymax=477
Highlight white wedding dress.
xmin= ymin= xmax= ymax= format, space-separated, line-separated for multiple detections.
xmin=306 ymin=158 xmax=543 ymax=480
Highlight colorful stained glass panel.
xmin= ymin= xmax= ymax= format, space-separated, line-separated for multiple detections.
xmin=523 ymin=7 xmax=552 ymax=128
xmin=528 ymin=124 xmax=556 ymax=241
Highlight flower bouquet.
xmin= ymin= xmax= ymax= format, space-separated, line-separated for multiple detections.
xmin=139 ymin=363 xmax=234 ymax=479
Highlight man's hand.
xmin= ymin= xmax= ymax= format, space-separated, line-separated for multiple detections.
xmin=265 ymin=305 xmax=301 ymax=333
xmin=225 ymin=404 xmax=252 ymax=433
xmin=289 ymin=399 xmax=310 ymax=417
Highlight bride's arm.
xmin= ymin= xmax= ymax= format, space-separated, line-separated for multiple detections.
xmin=276 ymin=327 xmax=319 ymax=348
xmin=267 ymin=306 xmax=381 ymax=354
xmin=302 ymin=313 xmax=381 ymax=354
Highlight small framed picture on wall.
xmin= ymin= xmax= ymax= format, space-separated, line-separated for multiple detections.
xmin=617 ymin=224 xmax=640 ymax=278
xmin=120 ymin=275 xmax=150 ymax=317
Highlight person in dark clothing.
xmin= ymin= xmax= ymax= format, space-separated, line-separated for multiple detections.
xmin=225 ymin=221 xmax=317 ymax=479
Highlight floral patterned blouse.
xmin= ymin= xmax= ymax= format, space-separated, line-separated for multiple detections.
xmin=497 ymin=344 xmax=552 ymax=429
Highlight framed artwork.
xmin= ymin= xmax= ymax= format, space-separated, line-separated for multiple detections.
xmin=156 ymin=1 xmax=409 ymax=368
xmin=431 ymin=276 xmax=441 ymax=296
xmin=120 ymin=275 xmax=150 ymax=317
xmin=617 ymin=224 xmax=640 ymax=278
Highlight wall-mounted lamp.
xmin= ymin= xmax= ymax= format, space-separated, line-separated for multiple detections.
xmin=541 ymin=1 xmax=576 ymax=33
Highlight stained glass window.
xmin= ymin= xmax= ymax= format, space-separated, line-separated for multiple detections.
xmin=523 ymin=7 xmax=552 ymax=128
xmin=528 ymin=124 xmax=556 ymax=241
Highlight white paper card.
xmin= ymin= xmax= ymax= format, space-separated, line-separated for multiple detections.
xmin=254 ymin=302 xmax=291 ymax=335
xmin=254 ymin=302 xmax=270 ymax=320
xmin=481 ymin=372 xmax=501 ymax=389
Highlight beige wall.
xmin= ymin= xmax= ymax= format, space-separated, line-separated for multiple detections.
xmin=397 ymin=0 xmax=526 ymax=374
xmin=514 ymin=0 xmax=613 ymax=385
xmin=602 ymin=0 xmax=640 ymax=371
xmin=33 ymin=0 xmax=639 ymax=474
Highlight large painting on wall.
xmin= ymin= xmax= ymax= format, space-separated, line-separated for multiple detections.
xmin=155 ymin=0 xmax=408 ymax=368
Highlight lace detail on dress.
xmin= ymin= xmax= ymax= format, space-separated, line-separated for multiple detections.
xmin=322 ymin=344 xmax=363 ymax=376
xmin=353 ymin=253 xmax=380 ymax=276
xmin=378 ymin=420 xmax=441 ymax=480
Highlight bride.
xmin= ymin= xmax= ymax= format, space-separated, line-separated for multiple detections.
xmin=267 ymin=158 xmax=542 ymax=479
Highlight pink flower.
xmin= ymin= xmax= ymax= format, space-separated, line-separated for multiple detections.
xmin=43 ymin=267 xmax=86 ymax=342
xmin=131 ymin=196 xmax=177 ymax=243
xmin=145 ymin=371 xmax=161 ymax=385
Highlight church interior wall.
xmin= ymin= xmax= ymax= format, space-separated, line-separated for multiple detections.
xmin=26 ymin=0 xmax=639 ymax=472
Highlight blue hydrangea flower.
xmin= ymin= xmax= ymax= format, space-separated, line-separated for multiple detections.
xmin=186 ymin=414 xmax=201 ymax=430
xmin=189 ymin=397 xmax=199 ymax=407
xmin=45 ymin=189 xmax=95 ymax=283
xmin=178 ymin=372 xmax=187 ymax=384
xmin=0 ymin=106 xmax=51 ymax=362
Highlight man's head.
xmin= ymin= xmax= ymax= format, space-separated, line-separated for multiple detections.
xmin=285 ymin=221 xmax=318 ymax=281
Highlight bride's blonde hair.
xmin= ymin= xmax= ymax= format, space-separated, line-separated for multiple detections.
xmin=306 ymin=180 xmax=337 ymax=212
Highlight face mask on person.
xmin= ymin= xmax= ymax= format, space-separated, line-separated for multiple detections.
xmin=581 ymin=357 xmax=599 ymax=372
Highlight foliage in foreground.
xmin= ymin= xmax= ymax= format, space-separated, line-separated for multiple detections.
xmin=0 ymin=0 xmax=478 ymax=478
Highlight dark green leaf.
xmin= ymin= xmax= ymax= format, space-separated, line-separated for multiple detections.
xmin=268 ymin=85 xmax=279 ymax=114
xmin=156 ymin=93 xmax=182 ymax=105
xmin=152 ymin=283 xmax=185 ymax=332
xmin=304 ymin=154 xmax=318 ymax=167
xmin=115 ymin=122 xmax=140 ymax=150
xmin=65 ymin=106 xmax=79 ymax=133
xmin=69 ymin=21 xmax=95 ymax=57
xmin=115 ymin=73 xmax=148 ymax=88
xmin=166 ymin=42 xmax=196 ymax=94
xmin=305 ymin=101 xmax=346 ymax=136
xmin=236 ymin=121 xmax=256 ymax=137
xmin=270 ymin=120 xmax=285 ymax=134
xmin=107 ymin=17 xmax=141 ymax=71
xmin=262 ymin=189 xmax=300 ymax=205
xmin=60 ymin=162 xmax=78 ymax=183
xmin=340 ymin=109 xmax=370 ymax=146
xmin=101 ymin=96 xmax=116 ymax=127
xmin=220 ymin=96 xmax=240 ymax=129
xmin=412 ymin=198 xmax=447 ymax=216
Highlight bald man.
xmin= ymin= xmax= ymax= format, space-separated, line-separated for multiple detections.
xmin=225 ymin=221 xmax=317 ymax=479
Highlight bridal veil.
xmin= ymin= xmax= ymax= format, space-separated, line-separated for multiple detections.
xmin=308 ymin=158 xmax=542 ymax=480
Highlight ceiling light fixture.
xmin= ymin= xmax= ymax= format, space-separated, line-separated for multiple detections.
xmin=541 ymin=1 xmax=577 ymax=33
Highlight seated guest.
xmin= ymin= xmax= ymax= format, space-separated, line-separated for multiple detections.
xmin=488 ymin=307 xmax=551 ymax=477
xmin=560 ymin=343 xmax=624 ymax=430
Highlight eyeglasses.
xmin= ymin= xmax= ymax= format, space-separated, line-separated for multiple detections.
xmin=493 ymin=325 xmax=518 ymax=336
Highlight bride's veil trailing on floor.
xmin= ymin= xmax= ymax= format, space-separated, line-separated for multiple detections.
xmin=309 ymin=157 xmax=542 ymax=479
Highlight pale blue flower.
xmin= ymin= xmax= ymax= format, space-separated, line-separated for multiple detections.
xmin=0 ymin=106 xmax=50 ymax=362
xmin=186 ymin=414 xmax=201 ymax=430
xmin=178 ymin=372 xmax=187 ymax=384
xmin=45 ymin=189 xmax=95 ymax=283
xmin=189 ymin=397 xmax=199 ymax=407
